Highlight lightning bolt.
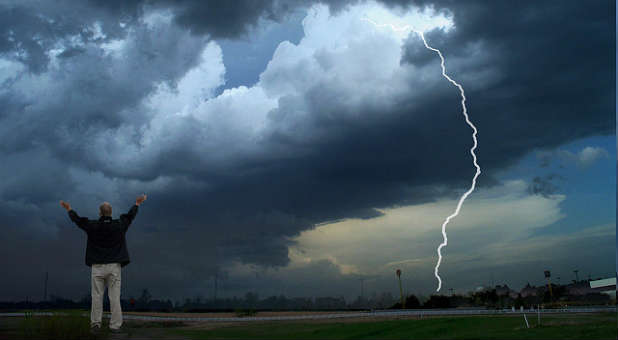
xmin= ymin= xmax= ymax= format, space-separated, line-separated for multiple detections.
xmin=362 ymin=17 xmax=481 ymax=292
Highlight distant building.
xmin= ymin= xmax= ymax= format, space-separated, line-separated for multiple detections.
xmin=566 ymin=281 xmax=595 ymax=296
xmin=589 ymin=278 xmax=616 ymax=299
xmin=315 ymin=296 xmax=346 ymax=309
xmin=520 ymin=283 xmax=537 ymax=298
xmin=495 ymin=284 xmax=518 ymax=298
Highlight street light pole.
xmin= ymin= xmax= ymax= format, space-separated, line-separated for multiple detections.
xmin=396 ymin=269 xmax=405 ymax=309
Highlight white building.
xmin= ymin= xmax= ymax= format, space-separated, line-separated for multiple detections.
xmin=589 ymin=278 xmax=616 ymax=299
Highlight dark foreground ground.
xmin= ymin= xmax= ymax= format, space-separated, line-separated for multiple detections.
xmin=0 ymin=311 xmax=615 ymax=339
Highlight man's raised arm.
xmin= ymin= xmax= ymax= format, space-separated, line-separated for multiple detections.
xmin=60 ymin=200 xmax=89 ymax=231
xmin=120 ymin=194 xmax=146 ymax=231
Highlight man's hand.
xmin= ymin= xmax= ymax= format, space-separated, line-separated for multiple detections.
xmin=60 ymin=200 xmax=71 ymax=211
xmin=135 ymin=193 xmax=147 ymax=206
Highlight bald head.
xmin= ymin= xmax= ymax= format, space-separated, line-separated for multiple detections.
xmin=99 ymin=202 xmax=112 ymax=217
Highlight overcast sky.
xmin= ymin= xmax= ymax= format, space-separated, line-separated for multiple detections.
xmin=0 ymin=0 xmax=615 ymax=302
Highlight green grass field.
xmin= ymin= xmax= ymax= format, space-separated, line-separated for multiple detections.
xmin=0 ymin=312 xmax=615 ymax=339
xmin=4 ymin=310 xmax=102 ymax=339
xmin=169 ymin=313 xmax=618 ymax=340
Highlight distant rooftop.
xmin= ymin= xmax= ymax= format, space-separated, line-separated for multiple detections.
xmin=589 ymin=277 xmax=616 ymax=289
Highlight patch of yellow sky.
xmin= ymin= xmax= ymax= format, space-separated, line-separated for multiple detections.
xmin=286 ymin=180 xmax=568 ymax=276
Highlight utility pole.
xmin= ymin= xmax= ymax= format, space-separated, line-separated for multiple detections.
xmin=43 ymin=272 xmax=48 ymax=302
xmin=359 ymin=278 xmax=364 ymax=300
xmin=544 ymin=270 xmax=553 ymax=301
xmin=214 ymin=271 xmax=218 ymax=301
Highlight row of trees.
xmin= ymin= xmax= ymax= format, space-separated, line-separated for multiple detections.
xmin=2 ymin=285 xmax=611 ymax=312
xmin=393 ymin=288 xmax=612 ymax=309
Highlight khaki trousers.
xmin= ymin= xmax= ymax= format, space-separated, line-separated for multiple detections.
xmin=91 ymin=263 xmax=122 ymax=329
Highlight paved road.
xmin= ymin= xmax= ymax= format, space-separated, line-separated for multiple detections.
xmin=1 ymin=307 xmax=615 ymax=322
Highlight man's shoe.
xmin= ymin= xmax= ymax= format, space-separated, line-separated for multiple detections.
xmin=89 ymin=325 xmax=102 ymax=335
xmin=109 ymin=327 xmax=123 ymax=334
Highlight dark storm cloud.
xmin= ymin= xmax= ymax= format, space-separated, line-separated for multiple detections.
xmin=88 ymin=0 xmax=314 ymax=39
xmin=396 ymin=0 xmax=615 ymax=180
xmin=165 ymin=1 xmax=301 ymax=38
xmin=0 ymin=11 xmax=209 ymax=157
xmin=166 ymin=0 xmax=612 ymax=267
xmin=0 ymin=0 xmax=312 ymax=74
xmin=0 ymin=1 xmax=137 ymax=73
xmin=0 ymin=0 xmax=614 ymax=301
xmin=0 ymin=1 xmax=224 ymax=300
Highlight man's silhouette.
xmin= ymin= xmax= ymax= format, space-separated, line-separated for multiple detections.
xmin=60 ymin=194 xmax=147 ymax=332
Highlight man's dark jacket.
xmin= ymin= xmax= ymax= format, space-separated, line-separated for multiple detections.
xmin=68 ymin=205 xmax=138 ymax=267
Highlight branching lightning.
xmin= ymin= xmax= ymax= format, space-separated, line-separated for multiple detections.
xmin=362 ymin=17 xmax=481 ymax=292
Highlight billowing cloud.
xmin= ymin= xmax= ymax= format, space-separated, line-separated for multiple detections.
xmin=537 ymin=146 xmax=610 ymax=169
xmin=577 ymin=147 xmax=610 ymax=166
